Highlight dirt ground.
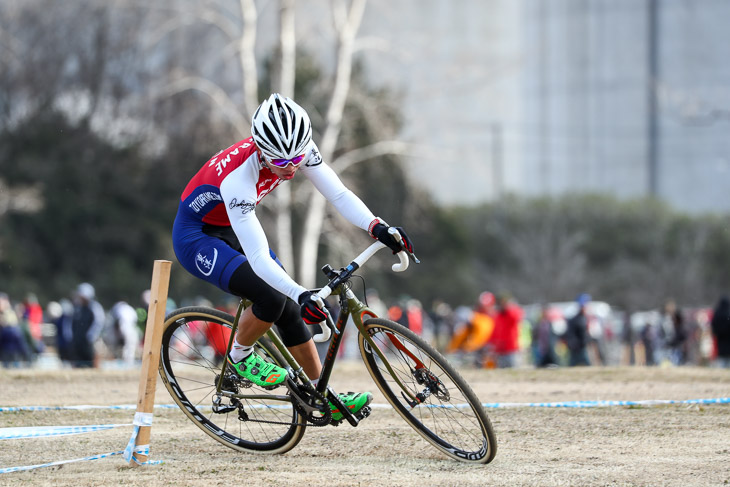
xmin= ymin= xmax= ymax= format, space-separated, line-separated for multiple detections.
xmin=1 ymin=362 xmax=729 ymax=487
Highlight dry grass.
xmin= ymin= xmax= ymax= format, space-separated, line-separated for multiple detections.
xmin=1 ymin=364 xmax=729 ymax=487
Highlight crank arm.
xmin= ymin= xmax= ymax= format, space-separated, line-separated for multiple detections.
xmin=285 ymin=377 xmax=324 ymax=415
xmin=327 ymin=386 xmax=360 ymax=427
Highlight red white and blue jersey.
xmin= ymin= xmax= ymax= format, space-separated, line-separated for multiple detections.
xmin=173 ymin=137 xmax=377 ymax=302
xmin=179 ymin=138 xmax=281 ymax=226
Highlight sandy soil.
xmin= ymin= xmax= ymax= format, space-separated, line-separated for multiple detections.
xmin=1 ymin=363 xmax=729 ymax=487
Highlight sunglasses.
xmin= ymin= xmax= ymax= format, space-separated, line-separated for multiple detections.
xmin=267 ymin=153 xmax=306 ymax=168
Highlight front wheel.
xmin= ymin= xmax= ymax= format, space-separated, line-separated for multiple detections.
xmin=358 ymin=318 xmax=497 ymax=464
xmin=158 ymin=306 xmax=306 ymax=454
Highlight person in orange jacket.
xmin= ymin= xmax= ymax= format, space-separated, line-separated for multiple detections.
xmin=447 ymin=292 xmax=496 ymax=357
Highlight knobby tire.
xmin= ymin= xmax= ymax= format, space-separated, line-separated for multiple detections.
xmin=358 ymin=318 xmax=497 ymax=464
xmin=158 ymin=306 xmax=306 ymax=454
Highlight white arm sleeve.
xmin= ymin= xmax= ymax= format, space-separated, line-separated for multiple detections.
xmin=300 ymin=144 xmax=376 ymax=231
xmin=220 ymin=165 xmax=307 ymax=303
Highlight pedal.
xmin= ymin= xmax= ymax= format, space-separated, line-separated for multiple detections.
xmin=355 ymin=405 xmax=372 ymax=420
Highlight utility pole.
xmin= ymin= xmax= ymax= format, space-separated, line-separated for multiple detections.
xmin=647 ymin=0 xmax=660 ymax=197
xmin=538 ymin=0 xmax=550 ymax=195
xmin=491 ymin=122 xmax=503 ymax=199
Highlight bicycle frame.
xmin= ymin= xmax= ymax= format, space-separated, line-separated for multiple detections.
xmin=214 ymin=241 xmax=421 ymax=424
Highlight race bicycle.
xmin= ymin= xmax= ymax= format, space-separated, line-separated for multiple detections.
xmin=158 ymin=235 xmax=497 ymax=464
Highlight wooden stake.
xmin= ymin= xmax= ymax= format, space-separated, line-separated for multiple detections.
xmin=130 ymin=259 xmax=171 ymax=466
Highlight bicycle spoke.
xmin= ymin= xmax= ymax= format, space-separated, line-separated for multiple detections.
xmin=159 ymin=307 xmax=306 ymax=454
xmin=360 ymin=318 xmax=496 ymax=464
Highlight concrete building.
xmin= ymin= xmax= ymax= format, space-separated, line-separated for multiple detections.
xmin=272 ymin=0 xmax=730 ymax=214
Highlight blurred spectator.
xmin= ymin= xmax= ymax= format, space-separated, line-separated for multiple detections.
xmin=71 ymin=282 xmax=105 ymax=368
xmin=563 ymin=293 xmax=591 ymax=366
xmin=13 ymin=293 xmax=44 ymax=360
xmin=639 ymin=314 xmax=662 ymax=366
xmin=710 ymin=295 xmax=730 ymax=368
xmin=21 ymin=293 xmax=44 ymax=345
xmin=0 ymin=292 xmax=32 ymax=367
xmin=662 ymin=300 xmax=688 ymax=365
xmin=365 ymin=289 xmax=388 ymax=318
xmin=488 ymin=293 xmax=523 ymax=368
xmin=532 ymin=305 xmax=560 ymax=368
xmin=693 ymin=308 xmax=715 ymax=366
xmin=428 ymin=300 xmax=454 ymax=352
xmin=586 ymin=308 xmax=606 ymax=366
xmin=47 ymin=299 xmax=75 ymax=365
xmin=388 ymin=298 xmax=409 ymax=329
xmin=446 ymin=292 xmax=496 ymax=364
xmin=405 ymin=299 xmax=434 ymax=344
xmin=620 ymin=310 xmax=638 ymax=366
xmin=108 ymin=301 xmax=141 ymax=366
xmin=406 ymin=299 xmax=424 ymax=335
xmin=136 ymin=289 xmax=151 ymax=335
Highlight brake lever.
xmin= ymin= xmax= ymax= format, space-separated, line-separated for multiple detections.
xmin=387 ymin=227 xmax=420 ymax=264
xmin=405 ymin=249 xmax=421 ymax=264
xmin=310 ymin=295 xmax=336 ymax=343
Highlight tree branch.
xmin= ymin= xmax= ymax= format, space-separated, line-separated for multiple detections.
xmin=155 ymin=73 xmax=249 ymax=137
xmin=332 ymin=140 xmax=423 ymax=173
xmin=239 ymin=0 xmax=258 ymax=119
xmin=298 ymin=0 xmax=368 ymax=287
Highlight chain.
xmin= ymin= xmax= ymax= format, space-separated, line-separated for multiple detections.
xmin=236 ymin=413 xmax=333 ymax=428
xmin=219 ymin=380 xmax=335 ymax=428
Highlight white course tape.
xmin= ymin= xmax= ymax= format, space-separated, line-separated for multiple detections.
xmin=480 ymin=397 xmax=730 ymax=409
xmin=0 ymin=424 xmax=132 ymax=440
xmin=0 ymin=450 xmax=124 ymax=474
xmin=0 ymin=404 xmax=177 ymax=412
xmin=1 ymin=397 xmax=728 ymax=415
xmin=124 ymin=413 xmax=163 ymax=466
xmin=0 ymin=414 xmax=163 ymax=473
xmin=133 ymin=412 xmax=154 ymax=427
xmin=0 ymin=396 xmax=727 ymax=473
xmin=1 ymin=397 xmax=729 ymax=413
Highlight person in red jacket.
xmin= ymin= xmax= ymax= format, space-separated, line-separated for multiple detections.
xmin=488 ymin=294 xmax=523 ymax=368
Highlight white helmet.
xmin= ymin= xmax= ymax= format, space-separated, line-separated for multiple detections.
xmin=251 ymin=93 xmax=312 ymax=160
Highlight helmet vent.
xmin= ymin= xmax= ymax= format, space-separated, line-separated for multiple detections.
xmin=251 ymin=94 xmax=313 ymax=160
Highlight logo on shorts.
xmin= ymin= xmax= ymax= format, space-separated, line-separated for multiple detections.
xmin=195 ymin=248 xmax=218 ymax=276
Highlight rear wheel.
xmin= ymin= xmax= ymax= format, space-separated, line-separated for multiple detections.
xmin=358 ymin=318 xmax=497 ymax=464
xmin=159 ymin=306 xmax=306 ymax=454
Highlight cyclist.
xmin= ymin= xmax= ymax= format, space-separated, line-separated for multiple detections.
xmin=172 ymin=93 xmax=414 ymax=421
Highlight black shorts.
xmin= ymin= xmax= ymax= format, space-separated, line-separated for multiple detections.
xmin=204 ymin=225 xmax=311 ymax=347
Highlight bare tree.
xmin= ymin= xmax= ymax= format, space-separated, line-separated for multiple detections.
xmin=271 ymin=0 xmax=296 ymax=269
xmin=297 ymin=0 xmax=367 ymax=288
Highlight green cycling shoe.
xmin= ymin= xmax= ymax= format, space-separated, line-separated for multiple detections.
xmin=227 ymin=351 xmax=288 ymax=388
xmin=329 ymin=391 xmax=373 ymax=421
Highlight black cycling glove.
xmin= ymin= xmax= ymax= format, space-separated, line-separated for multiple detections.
xmin=370 ymin=222 xmax=414 ymax=254
xmin=298 ymin=291 xmax=328 ymax=325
